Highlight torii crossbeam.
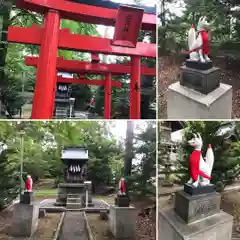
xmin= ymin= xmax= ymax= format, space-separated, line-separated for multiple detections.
xmin=25 ymin=56 xmax=156 ymax=76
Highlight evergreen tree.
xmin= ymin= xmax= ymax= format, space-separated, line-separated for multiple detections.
xmin=0 ymin=149 xmax=19 ymax=210
xmin=176 ymin=121 xmax=240 ymax=187
xmin=129 ymin=122 xmax=156 ymax=196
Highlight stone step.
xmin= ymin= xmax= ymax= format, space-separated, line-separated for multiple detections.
xmin=66 ymin=203 xmax=82 ymax=209
xmin=67 ymin=198 xmax=81 ymax=203
xmin=67 ymin=194 xmax=82 ymax=198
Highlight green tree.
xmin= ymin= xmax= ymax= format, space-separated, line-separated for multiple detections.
xmin=0 ymin=149 xmax=19 ymax=210
xmin=128 ymin=121 xmax=156 ymax=196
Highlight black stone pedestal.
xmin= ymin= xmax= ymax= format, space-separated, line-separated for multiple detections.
xmin=180 ymin=65 xmax=220 ymax=94
xmin=174 ymin=190 xmax=221 ymax=224
xmin=184 ymin=183 xmax=215 ymax=195
xmin=20 ymin=191 xmax=33 ymax=204
xmin=186 ymin=59 xmax=213 ymax=70
xmin=115 ymin=195 xmax=131 ymax=207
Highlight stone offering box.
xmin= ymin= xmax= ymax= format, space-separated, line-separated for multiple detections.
xmin=159 ymin=184 xmax=233 ymax=240
xmin=56 ymin=147 xmax=90 ymax=208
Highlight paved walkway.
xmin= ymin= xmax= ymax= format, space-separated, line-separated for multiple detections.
xmin=59 ymin=212 xmax=88 ymax=240
xmin=39 ymin=198 xmax=108 ymax=207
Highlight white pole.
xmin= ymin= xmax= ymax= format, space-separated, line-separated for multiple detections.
xmin=86 ymin=189 xmax=88 ymax=208
xmin=69 ymin=105 xmax=72 ymax=118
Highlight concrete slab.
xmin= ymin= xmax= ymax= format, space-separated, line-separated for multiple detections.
xmin=159 ymin=208 xmax=233 ymax=240
xmin=167 ymin=82 xmax=232 ymax=119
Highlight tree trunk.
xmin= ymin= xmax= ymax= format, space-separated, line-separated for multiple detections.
xmin=124 ymin=121 xmax=134 ymax=177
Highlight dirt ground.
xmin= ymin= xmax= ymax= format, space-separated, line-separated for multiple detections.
xmin=221 ymin=191 xmax=240 ymax=239
xmin=87 ymin=198 xmax=156 ymax=240
xmin=158 ymin=56 xmax=240 ymax=119
xmin=0 ymin=210 xmax=61 ymax=240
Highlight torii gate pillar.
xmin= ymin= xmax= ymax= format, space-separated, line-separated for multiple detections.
xmin=104 ymin=73 xmax=112 ymax=119
xmin=130 ymin=56 xmax=141 ymax=119
xmin=31 ymin=10 xmax=60 ymax=119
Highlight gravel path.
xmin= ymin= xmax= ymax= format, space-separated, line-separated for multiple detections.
xmin=59 ymin=212 xmax=88 ymax=240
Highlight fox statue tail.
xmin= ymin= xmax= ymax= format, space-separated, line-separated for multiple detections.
xmin=188 ymin=24 xmax=196 ymax=51
xmin=205 ymin=144 xmax=214 ymax=175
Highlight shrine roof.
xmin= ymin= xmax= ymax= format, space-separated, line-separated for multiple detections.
xmin=61 ymin=147 xmax=89 ymax=162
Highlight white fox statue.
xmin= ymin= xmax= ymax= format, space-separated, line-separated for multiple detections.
xmin=187 ymin=16 xmax=211 ymax=63
xmin=187 ymin=133 xmax=214 ymax=187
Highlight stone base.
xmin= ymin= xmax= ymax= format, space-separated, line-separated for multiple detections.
xmin=10 ymin=203 xmax=39 ymax=237
xmin=180 ymin=66 xmax=220 ymax=94
xmin=174 ymin=191 xmax=221 ymax=223
xmin=184 ymin=183 xmax=215 ymax=195
xmin=185 ymin=59 xmax=213 ymax=70
xmin=56 ymin=183 xmax=85 ymax=206
xmin=115 ymin=195 xmax=131 ymax=207
xmin=159 ymin=208 xmax=233 ymax=240
xmin=167 ymin=82 xmax=232 ymax=119
xmin=109 ymin=205 xmax=136 ymax=239
xmin=20 ymin=191 xmax=33 ymax=204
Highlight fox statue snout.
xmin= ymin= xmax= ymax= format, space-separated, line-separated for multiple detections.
xmin=187 ymin=133 xmax=214 ymax=187
xmin=188 ymin=133 xmax=202 ymax=149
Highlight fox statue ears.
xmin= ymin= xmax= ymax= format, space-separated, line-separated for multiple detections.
xmin=199 ymin=16 xmax=207 ymax=23
xmin=192 ymin=133 xmax=202 ymax=140
xmin=197 ymin=133 xmax=202 ymax=140
xmin=198 ymin=16 xmax=207 ymax=24
xmin=197 ymin=16 xmax=209 ymax=30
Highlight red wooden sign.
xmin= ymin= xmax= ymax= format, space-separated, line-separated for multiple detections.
xmin=112 ymin=5 xmax=144 ymax=48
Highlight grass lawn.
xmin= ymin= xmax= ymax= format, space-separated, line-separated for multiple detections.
xmin=34 ymin=189 xmax=57 ymax=198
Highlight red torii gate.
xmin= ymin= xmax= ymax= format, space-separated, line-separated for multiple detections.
xmin=8 ymin=0 xmax=156 ymax=119
xmin=26 ymin=56 xmax=156 ymax=118
xmin=25 ymin=56 xmax=156 ymax=76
